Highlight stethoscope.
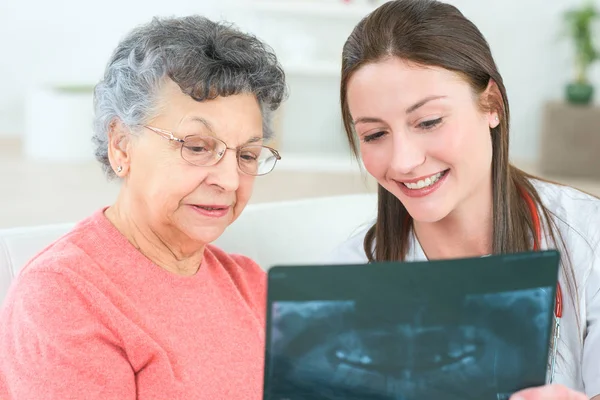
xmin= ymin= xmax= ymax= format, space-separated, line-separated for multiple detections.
xmin=521 ymin=188 xmax=563 ymax=383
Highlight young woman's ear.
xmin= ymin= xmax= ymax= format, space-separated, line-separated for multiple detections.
xmin=490 ymin=113 xmax=500 ymax=129
xmin=483 ymin=79 xmax=502 ymax=129
xmin=107 ymin=119 xmax=132 ymax=176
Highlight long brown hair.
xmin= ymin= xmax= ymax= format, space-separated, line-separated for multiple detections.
xmin=340 ymin=0 xmax=578 ymax=313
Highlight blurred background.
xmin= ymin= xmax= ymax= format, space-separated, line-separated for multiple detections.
xmin=1 ymin=0 xmax=600 ymax=228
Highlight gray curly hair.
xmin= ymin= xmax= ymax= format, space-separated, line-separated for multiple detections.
xmin=92 ymin=15 xmax=287 ymax=179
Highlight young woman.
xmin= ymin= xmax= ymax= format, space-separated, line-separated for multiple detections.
xmin=331 ymin=1 xmax=599 ymax=399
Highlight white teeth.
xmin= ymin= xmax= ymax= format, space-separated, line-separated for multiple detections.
xmin=403 ymin=171 xmax=444 ymax=190
xmin=335 ymin=350 xmax=372 ymax=365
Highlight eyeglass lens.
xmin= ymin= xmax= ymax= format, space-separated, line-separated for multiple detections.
xmin=181 ymin=136 xmax=277 ymax=175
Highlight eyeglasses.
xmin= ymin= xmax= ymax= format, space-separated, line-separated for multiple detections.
xmin=141 ymin=125 xmax=281 ymax=176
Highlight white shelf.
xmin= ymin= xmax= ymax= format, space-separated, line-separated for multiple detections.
xmin=283 ymin=61 xmax=341 ymax=77
xmin=238 ymin=1 xmax=377 ymax=19
xmin=276 ymin=153 xmax=364 ymax=173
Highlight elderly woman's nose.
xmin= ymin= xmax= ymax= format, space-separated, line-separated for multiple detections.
xmin=208 ymin=151 xmax=240 ymax=190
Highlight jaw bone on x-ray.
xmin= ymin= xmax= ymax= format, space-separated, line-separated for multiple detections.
xmin=263 ymin=252 xmax=559 ymax=400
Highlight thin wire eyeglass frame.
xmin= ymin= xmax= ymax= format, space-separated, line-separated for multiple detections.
xmin=140 ymin=125 xmax=281 ymax=176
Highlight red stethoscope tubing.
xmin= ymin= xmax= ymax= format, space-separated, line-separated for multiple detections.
xmin=521 ymin=188 xmax=562 ymax=382
xmin=522 ymin=189 xmax=563 ymax=319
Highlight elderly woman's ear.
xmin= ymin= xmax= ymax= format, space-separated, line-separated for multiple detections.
xmin=107 ymin=119 xmax=132 ymax=177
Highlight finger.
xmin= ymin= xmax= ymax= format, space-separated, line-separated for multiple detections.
xmin=510 ymin=384 xmax=588 ymax=400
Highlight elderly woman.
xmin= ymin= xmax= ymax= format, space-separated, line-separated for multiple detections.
xmin=0 ymin=15 xmax=285 ymax=399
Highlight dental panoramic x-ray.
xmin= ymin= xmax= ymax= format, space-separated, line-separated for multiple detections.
xmin=263 ymin=251 xmax=560 ymax=400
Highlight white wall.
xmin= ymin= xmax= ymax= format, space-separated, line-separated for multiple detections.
xmin=0 ymin=0 xmax=225 ymax=135
xmin=0 ymin=0 xmax=598 ymax=163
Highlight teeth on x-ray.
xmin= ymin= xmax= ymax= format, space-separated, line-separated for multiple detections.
xmin=335 ymin=350 xmax=372 ymax=365
xmin=265 ymin=288 xmax=554 ymax=400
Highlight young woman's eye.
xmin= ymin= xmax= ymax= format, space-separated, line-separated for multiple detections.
xmin=418 ymin=117 xmax=443 ymax=130
xmin=363 ymin=131 xmax=386 ymax=143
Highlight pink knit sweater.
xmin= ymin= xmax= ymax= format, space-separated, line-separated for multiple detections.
xmin=0 ymin=209 xmax=267 ymax=399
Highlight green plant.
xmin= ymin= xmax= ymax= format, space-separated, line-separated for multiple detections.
xmin=563 ymin=1 xmax=599 ymax=84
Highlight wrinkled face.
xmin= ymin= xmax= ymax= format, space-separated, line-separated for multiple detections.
xmin=121 ymin=79 xmax=263 ymax=247
xmin=346 ymin=58 xmax=499 ymax=223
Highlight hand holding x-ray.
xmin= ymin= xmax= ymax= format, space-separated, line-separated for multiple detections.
xmin=510 ymin=384 xmax=589 ymax=400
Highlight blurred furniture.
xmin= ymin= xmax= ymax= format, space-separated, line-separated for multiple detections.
xmin=24 ymin=85 xmax=95 ymax=162
xmin=539 ymin=101 xmax=600 ymax=179
xmin=0 ymin=193 xmax=377 ymax=305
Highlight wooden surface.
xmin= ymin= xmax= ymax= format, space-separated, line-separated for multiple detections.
xmin=539 ymin=101 xmax=600 ymax=179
